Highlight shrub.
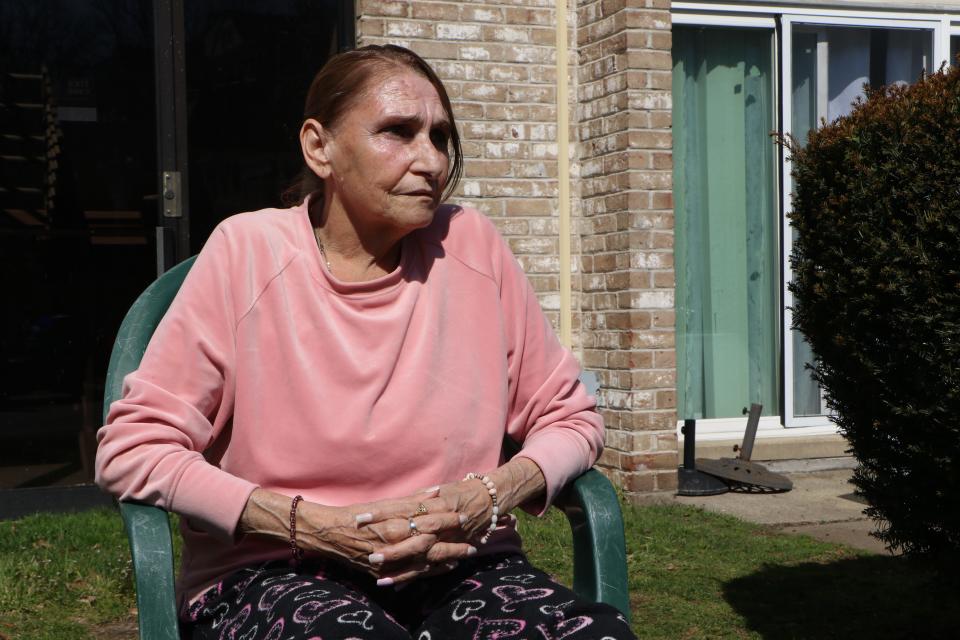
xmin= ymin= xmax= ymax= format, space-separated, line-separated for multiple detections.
xmin=784 ymin=64 xmax=960 ymax=560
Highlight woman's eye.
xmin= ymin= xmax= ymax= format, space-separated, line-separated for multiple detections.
xmin=384 ymin=125 xmax=412 ymax=138
xmin=431 ymin=130 xmax=450 ymax=150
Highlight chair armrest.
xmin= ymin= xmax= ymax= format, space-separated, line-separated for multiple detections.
xmin=556 ymin=469 xmax=631 ymax=621
xmin=120 ymin=502 xmax=180 ymax=640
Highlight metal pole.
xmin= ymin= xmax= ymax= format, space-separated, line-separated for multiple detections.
xmin=739 ymin=403 xmax=763 ymax=462
xmin=683 ymin=419 xmax=696 ymax=470
xmin=153 ymin=0 xmax=190 ymax=274
xmin=677 ymin=418 xmax=729 ymax=496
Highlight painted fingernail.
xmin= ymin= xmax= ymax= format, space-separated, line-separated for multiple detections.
xmin=459 ymin=513 xmax=468 ymax=525
xmin=423 ymin=485 xmax=440 ymax=493
xmin=355 ymin=513 xmax=373 ymax=524
xmin=368 ymin=553 xmax=385 ymax=564
xmin=376 ymin=577 xmax=394 ymax=587
xmin=467 ymin=545 xmax=477 ymax=556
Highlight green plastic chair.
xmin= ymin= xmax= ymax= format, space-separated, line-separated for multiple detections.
xmin=103 ymin=256 xmax=630 ymax=639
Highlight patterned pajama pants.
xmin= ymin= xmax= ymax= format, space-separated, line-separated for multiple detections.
xmin=183 ymin=553 xmax=636 ymax=640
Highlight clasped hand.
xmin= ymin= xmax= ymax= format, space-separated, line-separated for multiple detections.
xmin=295 ymin=480 xmax=504 ymax=585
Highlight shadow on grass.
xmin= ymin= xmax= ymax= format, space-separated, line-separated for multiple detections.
xmin=723 ymin=554 xmax=959 ymax=639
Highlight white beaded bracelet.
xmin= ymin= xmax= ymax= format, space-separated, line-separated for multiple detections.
xmin=464 ymin=472 xmax=500 ymax=543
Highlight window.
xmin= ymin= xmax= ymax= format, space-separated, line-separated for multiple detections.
xmin=672 ymin=3 xmax=954 ymax=434
xmin=782 ymin=17 xmax=935 ymax=424
xmin=673 ymin=25 xmax=780 ymax=420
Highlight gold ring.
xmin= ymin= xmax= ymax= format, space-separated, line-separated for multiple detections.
xmin=408 ymin=519 xmax=420 ymax=536
xmin=415 ymin=503 xmax=428 ymax=516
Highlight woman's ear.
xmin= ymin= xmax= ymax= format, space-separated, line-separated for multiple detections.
xmin=300 ymin=118 xmax=332 ymax=180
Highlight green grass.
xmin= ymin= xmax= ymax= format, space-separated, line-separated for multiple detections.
xmin=0 ymin=509 xmax=134 ymax=639
xmin=521 ymin=505 xmax=960 ymax=639
xmin=2 ymin=504 xmax=957 ymax=639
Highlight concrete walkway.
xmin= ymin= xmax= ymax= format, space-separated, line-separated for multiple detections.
xmin=675 ymin=466 xmax=896 ymax=555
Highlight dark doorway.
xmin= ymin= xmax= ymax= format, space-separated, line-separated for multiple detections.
xmin=183 ymin=0 xmax=348 ymax=250
xmin=0 ymin=0 xmax=350 ymax=505
xmin=0 ymin=0 xmax=158 ymax=492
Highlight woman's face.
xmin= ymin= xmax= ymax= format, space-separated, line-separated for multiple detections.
xmin=315 ymin=70 xmax=452 ymax=234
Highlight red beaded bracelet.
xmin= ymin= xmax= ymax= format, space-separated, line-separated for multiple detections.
xmin=289 ymin=495 xmax=304 ymax=567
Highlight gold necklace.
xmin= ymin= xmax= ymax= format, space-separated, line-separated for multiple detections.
xmin=314 ymin=229 xmax=333 ymax=274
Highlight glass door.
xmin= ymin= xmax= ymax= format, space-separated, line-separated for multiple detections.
xmin=782 ymin=16 xmax=937 ymax=426
xmin=673 ymin=25 xmax=780 ymax=422
xmin=0 ymin=0 xmax=158 ymax=491
xmin=0 ymin=0 xmax=350 ymax=498
xmin=182 ymin=0 xmax=351 ymax=251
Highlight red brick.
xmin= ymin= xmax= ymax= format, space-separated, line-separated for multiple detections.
xmin=656 ymin=390 xmax=676 ymax=409
xmin=622 ymin=452 xmax=677 ymax=472
xmin=412 ymin=3 xmax=459 ymax=21
xmin=623 ymin=472 xmax=656 ymax=493
xmin=461 ymin=6 xmax=504 ymax=23
xmin=359 ymin=0 xmax=410 ymax=18
xmin=653 ymin=350 xmax=676 ymax=368
xmin=655 ymin=470 xmax=679 ymax=491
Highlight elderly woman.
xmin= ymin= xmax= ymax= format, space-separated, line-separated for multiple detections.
xmin=96 ymin=45 xmax=635 ymax=640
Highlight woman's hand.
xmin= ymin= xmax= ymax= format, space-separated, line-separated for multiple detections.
xmin=303 ymin=489 xmax=479 ymax=584
xmin=237 ymin=458 xmax=545 ymax=584
xmin=419 ymin=457 xmax=548 ymax=542
xmin=239 ymin=488 xmax=475 ymax=585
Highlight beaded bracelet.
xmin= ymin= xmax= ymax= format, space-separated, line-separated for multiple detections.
xmin=463 ymin=472 xmax=499 ymax=543
xmin=289 ymin=495 xmax=304 ymax=567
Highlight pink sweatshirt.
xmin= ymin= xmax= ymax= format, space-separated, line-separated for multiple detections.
xmin=95 ymin=201 xmax=604 ymax=605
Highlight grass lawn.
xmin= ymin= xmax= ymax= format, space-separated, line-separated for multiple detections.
xmin=1 ymin=502 xmax=957 ymax=639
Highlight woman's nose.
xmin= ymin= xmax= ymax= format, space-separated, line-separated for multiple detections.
xmin=412 ymin=134 xmax=447 ymax=179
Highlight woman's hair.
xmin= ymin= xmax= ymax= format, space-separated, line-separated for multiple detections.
xmin=283 ymin=45 xmax=463 ymax=206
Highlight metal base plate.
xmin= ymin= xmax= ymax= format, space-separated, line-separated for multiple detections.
xmin=677 ymin=467 xmax=730 ymax=496
xmin=695 ymin=458 xmax=793 ymax=492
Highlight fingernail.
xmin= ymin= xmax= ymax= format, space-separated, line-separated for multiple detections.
xmin=376 ymin=577 xmax=394 ymax=587
xmin=368 ymin=553 xmax=384 ymax=564
xmin=423 ymin=485 xmax=440 ymax=493
xmin=459 ymin=513 xmax=468 ymax=525
xmin=355 ymin=513 xmax=373 ymax=524
xmin=467 ymin=545 xmax=477 ymax=556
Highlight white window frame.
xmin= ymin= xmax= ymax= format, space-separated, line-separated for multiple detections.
xmin=672 ymin=11 xmax=775 ymax=28
xmin=781 ymin=13 xmax=941 ymax=427
xmin=675 ymin=2 xmax=956 ymax=24
xmin=670 ymin=17 xmax=782 ymax=440
xmin=952 ymin=22 xmax=960 ymax=63
xmin=671 ymin=2 xmax=958 ymax=439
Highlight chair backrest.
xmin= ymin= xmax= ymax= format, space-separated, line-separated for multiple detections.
xmin=103 ymin=256 xmax=197 ymax=419
xmin=102 ymin=256 xmax=196 ymax=640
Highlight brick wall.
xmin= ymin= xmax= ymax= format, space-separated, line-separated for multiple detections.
xmin=357 ymin=0 xmax=570 ymax=332
xmin=357 ymin=0 xmax=679 ymax=500
xmin=576 ymin=0 xmax=676 ymax=501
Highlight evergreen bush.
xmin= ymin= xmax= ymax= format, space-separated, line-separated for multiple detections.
xmin=784 ymin=64 xmax=960 ymax=559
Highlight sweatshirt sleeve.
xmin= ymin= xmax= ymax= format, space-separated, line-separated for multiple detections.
xmin=498 ymin=236 xmax=605 ymax=515
xmin=95 ymin=225 xmax=258 ymax=540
